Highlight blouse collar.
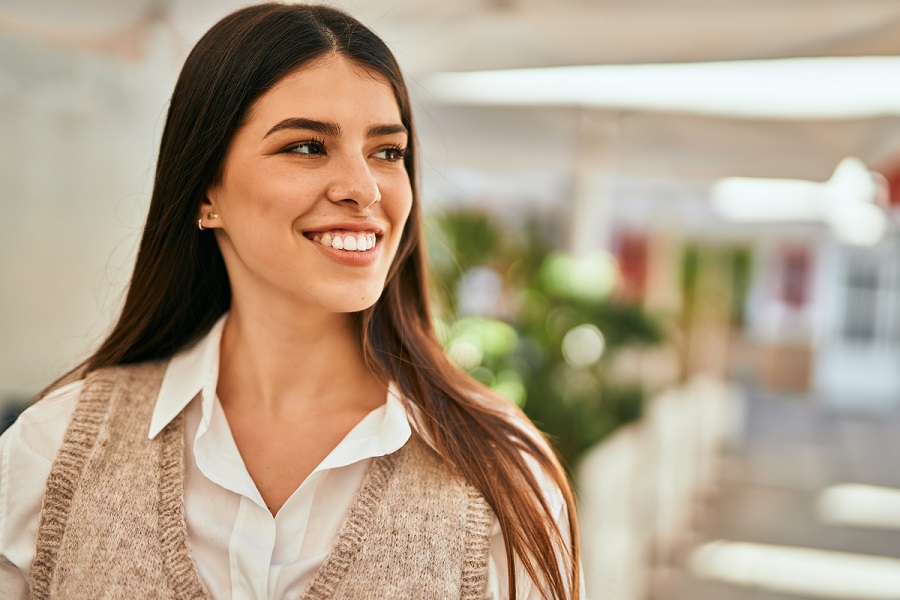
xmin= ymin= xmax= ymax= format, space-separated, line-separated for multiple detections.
xmin=148 ymin=315 xmax=226 ymax=439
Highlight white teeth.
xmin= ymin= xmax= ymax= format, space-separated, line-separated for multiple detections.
xmin=313 ymin=231 xmax=378 ymax=252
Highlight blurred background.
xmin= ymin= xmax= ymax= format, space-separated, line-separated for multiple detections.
xmin=3 ymin=0 xmax=900 ymax=598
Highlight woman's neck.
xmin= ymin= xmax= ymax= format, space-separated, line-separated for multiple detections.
xmin=216 ymin=302 xmax=383 ymax=417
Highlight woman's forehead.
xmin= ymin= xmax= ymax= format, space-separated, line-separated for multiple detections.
xmin=245 ymin=55 xmax=402 ymax=130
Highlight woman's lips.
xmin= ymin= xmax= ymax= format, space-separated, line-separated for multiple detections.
xmin=308 ymin=230 xmax=377 ymax=252
xmin=303 ymin=229 xmax=382 ymax=266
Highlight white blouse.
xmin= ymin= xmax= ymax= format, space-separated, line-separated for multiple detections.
xmin=0 ymin=317 xmax=576 ymax=599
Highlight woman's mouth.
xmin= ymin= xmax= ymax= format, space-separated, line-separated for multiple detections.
xmin=307 ymin=231 xmax=378 ymax=252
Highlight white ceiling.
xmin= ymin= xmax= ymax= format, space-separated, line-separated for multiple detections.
xmin=3 ymin=0 xmax=900 ymax=72
xmin=3 ymin=0 xmax=899 ymax=186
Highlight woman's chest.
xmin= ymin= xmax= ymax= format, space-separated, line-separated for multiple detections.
xmin=224 ymin=408 xmax=372 ymax=514
xmin=182 ymin=463 xmax=372 ymax=599
xmin=183 ymin=399 xmax=374 ymax=599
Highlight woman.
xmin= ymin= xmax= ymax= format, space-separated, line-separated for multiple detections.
xmin=0 ymin=4 xmax=580 ymax=599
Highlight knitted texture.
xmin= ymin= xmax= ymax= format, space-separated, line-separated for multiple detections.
xmin=31 ymin=361 xmax=210 ymax=600
xmin=301 ymin=437 xmax=494 ymax=600
xmin=32 ymin=362 xmax=494 ymax=599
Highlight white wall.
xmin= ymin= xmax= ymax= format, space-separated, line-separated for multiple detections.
xmin=0 ymin=26 xmax=177 ymax=400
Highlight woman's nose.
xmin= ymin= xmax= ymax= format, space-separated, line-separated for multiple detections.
xmin=325 ymin=155 xmax=381 ymax=211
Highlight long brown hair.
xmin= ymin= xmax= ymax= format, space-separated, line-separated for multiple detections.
xmin=73 ymin=4 xmax=579 ymax=597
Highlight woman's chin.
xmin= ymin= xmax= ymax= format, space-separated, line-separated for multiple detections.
xmin=318 ymin=289 xmax=383 ymax=315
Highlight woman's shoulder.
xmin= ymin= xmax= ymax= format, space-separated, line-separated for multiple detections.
xmin=0 ymin=379 xmax=84 ymax=464
xmin=0 ymin=378 xmax=84 ymax=577
xmin=0 ymin=358 xmax=168 ymax=460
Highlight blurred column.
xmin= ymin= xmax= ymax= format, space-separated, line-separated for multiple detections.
xmin=641 ymin=228 xmax=685 ymax=389
xmin=569 ymin=110 xmax=619 ymax=255
xmin=645 ymin=228 xmax=684 ymax=316
xmin=685 ymin=246 xmax=735 ymax=380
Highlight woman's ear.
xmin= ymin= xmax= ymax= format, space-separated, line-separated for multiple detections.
xmin=198 ymin=193 xmax=221 ymax=230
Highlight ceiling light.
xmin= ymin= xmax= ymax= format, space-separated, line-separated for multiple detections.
xmin=711 ymin=157 xmax=887 ymax=246
xmin=425 ymin=56 xmax=900 ymax=120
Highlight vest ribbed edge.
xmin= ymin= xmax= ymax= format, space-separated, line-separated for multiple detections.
xmin=460 ymin=487 xmax=494 ymax=600
xmin=300 ymin=450 xmax=400 ymax=599
xmin=31 ymin=369 xmax=116 ymax=600
xmin=157 ymin=411 xmax=210 ymax=599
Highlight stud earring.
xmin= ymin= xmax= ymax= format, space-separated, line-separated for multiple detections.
xmin=198 ymin=212 xmax=219 ymax=231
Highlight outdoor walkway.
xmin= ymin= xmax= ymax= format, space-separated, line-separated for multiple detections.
xmin=655 ymin=387 xmax=900 ymax=599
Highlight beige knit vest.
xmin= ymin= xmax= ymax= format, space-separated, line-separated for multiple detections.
xmin=31 ymin=362 xmax=494 ymax=599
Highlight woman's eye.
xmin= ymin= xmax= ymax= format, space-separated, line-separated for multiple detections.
xmin=374 ymin=146 xmax=406 ymax=162
xmin=287 ymin=140 xmax=325 ymax=155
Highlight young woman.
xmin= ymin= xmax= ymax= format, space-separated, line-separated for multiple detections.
xmin=0 ymin=4 xmax=580 ymax=598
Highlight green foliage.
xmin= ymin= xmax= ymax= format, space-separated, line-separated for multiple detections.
xmin=680 ymin=243 xmax=754 ymax=325
xmin=428 ymin=209 xmax=664 ymax=471
xmin=729 ymin=247 xmax=753 ymax=325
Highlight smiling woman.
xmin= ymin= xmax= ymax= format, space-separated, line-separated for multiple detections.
xmin=0 ymin=4 xmax=580 ymax=600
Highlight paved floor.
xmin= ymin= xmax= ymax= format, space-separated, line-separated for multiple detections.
xmin=655 ymin=387 xmax=900 ymax=599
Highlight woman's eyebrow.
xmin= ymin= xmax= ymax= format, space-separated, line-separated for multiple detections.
xmin=265 ymin=118 xmax=340 ymax=138
xmin=264 ymin=118 xmax=407 ymax=139
xmin=367 ymin=124 xmax=408 ymax=138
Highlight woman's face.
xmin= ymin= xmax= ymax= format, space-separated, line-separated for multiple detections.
xmin=203 ymin=54 xmax=413 ymax=316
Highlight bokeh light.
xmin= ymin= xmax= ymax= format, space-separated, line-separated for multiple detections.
xmin=450 ymin=317 xmax=518 ymax=358
xmin=491 ymin=370 xmax=527 ymax=406
xmin=539 ymin=251 xmax=619 ymax=302
xmin=446 ymin=337 xmax=483 ymax=370
xmin=562 ymin=324 xmax=606 ymax=368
